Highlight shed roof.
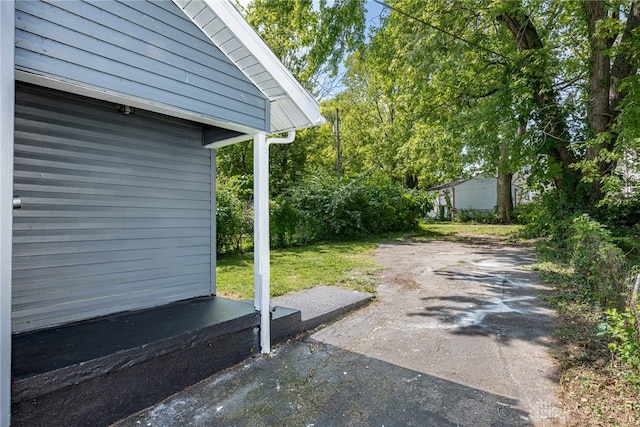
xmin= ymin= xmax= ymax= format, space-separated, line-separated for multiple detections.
xmin=174 ymin=0 xmax=325 ymax=140
xmin=428 ymin=174 xmax=523 ymax=192
xmin=428 ymin=177 xmax=472 ymax=191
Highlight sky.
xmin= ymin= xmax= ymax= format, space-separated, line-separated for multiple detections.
xmin=234 ymin=0 xmax=387 ymax=98
xmin=236 ymin=0 xmax=386 ymax=29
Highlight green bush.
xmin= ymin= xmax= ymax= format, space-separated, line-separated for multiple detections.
xmin=598 ymin=307 xmax=640 ymax=370
xmin=217 ymin=173 xmax=435 ymax=252
xmin=455 ymin=208 xmax=496 ymax=224
xmin=571 ymin=214 xmax=627 ymax=309
xmin=591 ymin=192 xmax=640 ymax=228
xmin=516 ymin=192 xmax=575 ymax=245
xmin=270 ymin=195 xmax=301 ymax=247
xmin=216 ymin=178 xmax=252 ymax=254
xmin=274 ymin=173 xmax=433 ymax=243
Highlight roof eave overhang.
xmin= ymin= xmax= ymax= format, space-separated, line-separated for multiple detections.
xmin=172 ymin=0 xmax=325 ymax=135
xmin=16 ymin=71 xmax=256 ymax=145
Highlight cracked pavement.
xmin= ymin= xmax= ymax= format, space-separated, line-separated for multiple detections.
xmin=114 ymin=240 xmax=564 ymax=427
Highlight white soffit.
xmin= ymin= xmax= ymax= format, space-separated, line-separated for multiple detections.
xmin=173 ymin=0 xmax=325 ymax=134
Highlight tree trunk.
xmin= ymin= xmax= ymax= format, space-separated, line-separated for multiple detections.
xmin=496 ymin=171 xmax=513 ymax=223
xmin=584 ymin=1 xmax=640 ymax=202
xmin=500 ymin=10 xmax=581 ymax=201
xmin=585 ymin=1 xmax=614 ymax=202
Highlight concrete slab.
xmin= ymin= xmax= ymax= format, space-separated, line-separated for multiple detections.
xmin=270 ymin=305 xmax=302 ymax=345
xmin=114 ymin=338 xmax=532 ymax=427
xmin=272 ymin=286 xmax=374 ymax=330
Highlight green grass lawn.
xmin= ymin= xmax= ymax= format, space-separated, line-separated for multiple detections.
xmin=216 ymin=241 xmax=381 ymax=300
xmin=415 ymin=221 xmax=524 ymax=240
xmin=216 ymin=222 xmax=523 ymax=300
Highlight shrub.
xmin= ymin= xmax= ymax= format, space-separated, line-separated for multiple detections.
xmin=278 ymin=173 xmax=432 ymax=242
xmin=591 ymin=192 xmax=640 ymax=228
xmin=270 ymin=195 xmax=301 ymax=247
xmin=216 ymin=178 xmax=252 ymax=254
xmin=599 ymin=270 xmax=640 ymax=370
xmin=516 ymin=192 xmax=575 ymax=245
xmin=571 ymin=214 xmax=627 ymax=309
xmin=217 ymin=172 xmax=436 ymax=252
xmin=455 ymin=208 xmax=496 ymax=224
xmin=598 ymin=307 xmax=640 ymax=370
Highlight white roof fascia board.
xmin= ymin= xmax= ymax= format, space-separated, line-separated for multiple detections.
xmin=16 ymin=71 xmax=257 ymax=137
xmin=173 ymin=0 xmax=325 ymax=134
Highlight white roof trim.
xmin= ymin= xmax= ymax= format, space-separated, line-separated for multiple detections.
xmin=204 ymin=133 xmax=252 ymax=149
xmin=173 ymin=0 xmax=325 ymax=134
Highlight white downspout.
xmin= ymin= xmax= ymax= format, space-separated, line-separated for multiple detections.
xmin=0 ymin=1 xmax=15 ymax=425
xmin=254 ymin=131 xmax=295 ymax=354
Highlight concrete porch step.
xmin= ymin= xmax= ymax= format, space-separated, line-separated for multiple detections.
xmin=273 ymin=285 xmax=374 ymax=332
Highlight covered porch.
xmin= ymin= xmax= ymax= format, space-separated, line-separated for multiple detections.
xmin=10 ymin=287 xmax=371 ymax=426
xmin=1 ymin=1 xmax=325 ymax=425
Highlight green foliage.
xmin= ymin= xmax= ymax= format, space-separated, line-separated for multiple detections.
xmin=216 ymin=173 xmax=433 ymax=255
xmin=455 ymin=209 xmax=496 ymax=224
xmin=515 ymin=193 xmax=576 ymax=245
xmin=242 ymin=0 xmax=365 ymax=93
xmin=216 ymin=178 xmax=252 ymax=254
xmin=269 ymin=195 xmax=300 ymax=248
xmin=570 ymin=214 xmax=627 ymax=309
xmin=282 ymin=173 xmax=431 ymax=242
xmin=215 ymin=128 xmax=326 ymax=199
xmin=598 ymin=307 xmax=640 ymax=370
xmin=591 ymin=192 xmax=640 ymax=229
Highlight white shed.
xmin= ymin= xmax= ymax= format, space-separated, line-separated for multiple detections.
xmin=429 ymin=174 xmax=520 ymax=219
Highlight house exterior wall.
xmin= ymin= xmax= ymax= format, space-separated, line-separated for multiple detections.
xmin=454 ymin=176 xmax=497 ymax=210
xmin=12 ymin=84 xmax=214 ymax=332
xmin=15 ymin=0 xmax=269 ymax=133
xmin=1 ymin=1 xmax=15 ymax=424
xmin=429 ymin=176 xmax=522 ymax=218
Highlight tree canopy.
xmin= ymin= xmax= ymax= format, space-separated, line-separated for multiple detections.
xmin=229 ymin=0 xmax=640 ymax=216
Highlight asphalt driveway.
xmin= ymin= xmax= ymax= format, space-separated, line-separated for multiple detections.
xmin=114 ymin=239 xmax=564 ymax=426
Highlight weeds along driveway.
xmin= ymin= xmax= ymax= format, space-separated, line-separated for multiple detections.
xmin=116 ymin=239 xmax=563 ymax=427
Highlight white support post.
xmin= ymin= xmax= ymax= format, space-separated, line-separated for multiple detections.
xmin=210 ymin=148 xmax=217 ymax=295
xmin=0 ymin=1 xmax=15 ymax=425
xmin=253 ymin=132 xmax=271 ymax=354
xmin=253 ymin=131 xmax=295 ymax=355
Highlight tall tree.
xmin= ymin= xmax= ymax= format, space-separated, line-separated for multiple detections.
xmin=366 ymin=0 xmax=640 ymax=210
xmin=498 ymin=1 xmax=639 ymax=205
xmin=241 ymin=0 xmax=366 ymax=95
xmin=219 ymin=0 xmax=366 ymax=195
xmin=583 ymin=1 xmax=640 ymax=202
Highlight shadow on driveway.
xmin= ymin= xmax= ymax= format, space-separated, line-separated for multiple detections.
xmin=114 ymin=338 xmax=532 ymax=427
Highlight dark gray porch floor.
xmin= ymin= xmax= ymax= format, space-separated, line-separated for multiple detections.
xmin=11 ymin=287 xmax=373 ymax=426
xmin=12 ymin=296 xmax=259 ymax=402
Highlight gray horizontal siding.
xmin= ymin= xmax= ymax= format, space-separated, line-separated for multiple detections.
xmin=15 ymin=0 xmax=269 ymax=132
xmin=12 ymin=84 xmax=214 ymax=332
